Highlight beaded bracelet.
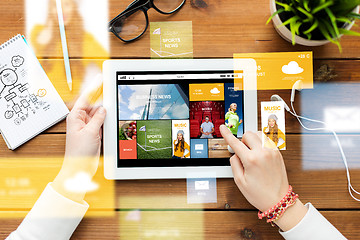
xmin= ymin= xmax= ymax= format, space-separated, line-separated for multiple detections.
xmin=258 ymin=185 xmax=299 ymax=226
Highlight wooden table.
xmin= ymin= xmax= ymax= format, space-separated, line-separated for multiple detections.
xmin=1 ymin=0 xmax=360 ymax=239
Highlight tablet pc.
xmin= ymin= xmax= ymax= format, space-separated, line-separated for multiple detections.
xmin=103 ymin=59 xmax=257 ymax=179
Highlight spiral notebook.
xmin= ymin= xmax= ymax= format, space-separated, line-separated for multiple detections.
xmin=0 ymin=34 xmax=69 ymax=150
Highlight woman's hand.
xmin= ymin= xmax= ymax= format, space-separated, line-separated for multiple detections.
xmin=220 ymin=125 xmax=288 ymax=212
xmin=52 ymin=93 xmax=106 ymax=203
xmin=220 ymin=125 xmax=307 ymax=231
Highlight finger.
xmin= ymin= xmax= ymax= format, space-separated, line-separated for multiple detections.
xmin=89 ymin=105 xmax=101 ymax=118
xmin=220 ymin=125 xmax=249 ymax=159
xmin=73 ymin=75 xmax=103 ymax=111
xmin=86 ymin=107 xmax=106 ymax=133
xmin=73 ymin=93 xmax=91 ymax=112
xmin=241 ymin=131 xmax=262 ymax=150
xmin=66 ymin=109 xmax=87 ymax=131
xmin=229 ymin=154 xmax=245 ymax=185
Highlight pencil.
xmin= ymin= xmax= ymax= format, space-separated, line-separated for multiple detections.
xmin=55 ymin=0 xmax=73 ymax=92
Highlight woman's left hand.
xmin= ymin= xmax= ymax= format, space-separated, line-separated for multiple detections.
xmin=52 ymin=92 xmax=106 ymax=203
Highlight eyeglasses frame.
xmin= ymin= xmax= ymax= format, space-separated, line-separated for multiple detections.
xmin=109 ymin=0 xmax=186 ymax=42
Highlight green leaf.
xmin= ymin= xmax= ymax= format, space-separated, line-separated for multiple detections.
xmin=331 ymin=0 xmax=360 ymax=15
xmin=277 ymin=16 xmax=301 ymax=28
xmin=336 ymin=17 xmax=353 ymax=24
xmin=318 ymin=21 xmax=342 ymax=52
xmin=290 ymin=21 xmax=297 ymax=45
xmin=322 ymin=18 xmax=338 ymax=39
xmin=325 ymin=7 xmax=340 ymax=37
xmin=303 ymin=0 xmax=311 ymax=12
xmin=303 ymin=20 xmax=319 ymax=34
xmin=292 ymin=21 xmax=302 ymax=35
xmin=347 ymin=12 xmax=360 ymax=19
xmin=275 ymin=1 xmax=294 ymax=11
xmin=311 ymin=1 xmax=334 ymax=14
xmin=304 ymin=32 xmax=312 ymax=40
xmin=339 ymin=28 xmax=360 ymax=36
xmin=297 ymin=6 xmax=313 ymax=20
xmin=318 ymin=20 xmax=336 ymax=43
xmin=266 ymin=8 xmax=285 ymax=24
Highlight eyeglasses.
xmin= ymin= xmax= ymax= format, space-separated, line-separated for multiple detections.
xmin=109 ymin=0 xmax=186 ymax=42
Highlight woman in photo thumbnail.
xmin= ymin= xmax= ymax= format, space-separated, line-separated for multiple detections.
xmin=263 ymin=114 xmax=286 ymax=150
xmin=225 ymin=103 xmax=243 ymax=136
xmin=172 ymin=130 xmax=190 ymax=159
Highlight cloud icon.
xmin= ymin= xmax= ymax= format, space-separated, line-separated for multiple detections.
xmin=64 ymin=172 xmax=99 ymax=193
xmin=282 ymin=61 xmax=304 ymax=75
xmin=11 ymin=55 xmax=24 ymax=68
xmin=210 ymin=87 xmax=220 ymax=94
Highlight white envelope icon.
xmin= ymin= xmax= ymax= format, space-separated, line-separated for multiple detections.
xmin=195 ymin=180 xmax=209 ymax=190
xmin=195 ymin=144 xmax=204 ymax=150
xmin=324 ymin=107 xmax=360 ymax=132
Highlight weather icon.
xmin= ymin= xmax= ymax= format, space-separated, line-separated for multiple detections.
xmin=282 ymin=61 xmax=304 ymax=75
xmin=210 ymin=87 xmax=220 ymax=94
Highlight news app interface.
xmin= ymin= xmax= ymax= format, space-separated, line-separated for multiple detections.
xmin=117 ymin=71 xmax=244 ymax=167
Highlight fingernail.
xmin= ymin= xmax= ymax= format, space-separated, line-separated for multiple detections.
xmin=98 ymin=107 xmax=105 ymax=114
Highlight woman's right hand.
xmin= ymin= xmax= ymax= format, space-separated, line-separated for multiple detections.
xmin=220 ymin=125 xmax=307 ymax=231
xmin=220 ymin=125 xmax=289 ymax=212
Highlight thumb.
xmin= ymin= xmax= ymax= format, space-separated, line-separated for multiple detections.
xmin=86 ymin=107 xmax=106 ymax=132
xmin=230 ymin=154 xmax=245 ymax=186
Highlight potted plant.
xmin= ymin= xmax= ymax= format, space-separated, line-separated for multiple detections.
xmin=267 ymin=0 xmax=360 ymax=51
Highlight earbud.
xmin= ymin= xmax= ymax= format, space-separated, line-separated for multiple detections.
xmin=291 ymin=80 xmax=303 ymax=102
xmin=271 ymin=94 xmax=290 ymax=112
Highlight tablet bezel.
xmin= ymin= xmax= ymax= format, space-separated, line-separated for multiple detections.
xmin=103 ymin=59 xmax=257 ymax=180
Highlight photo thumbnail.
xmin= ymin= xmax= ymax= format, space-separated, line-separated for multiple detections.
xmin=172 ymin=120 xmax=190 ymax=159
xmin=119 ymin=121 xmax=137 ymax=159
xmin=189 ymin=101 xmax=225 ymax=138
xmin=118 ymin=84 xmax=189 ymax=120
xmin=224 ymin=83 xmax=244 ymax=137
xmin=136 ymin=120 xmax=172 ymax=159
xmin=261 ymin=101 xmax=286 ymax=150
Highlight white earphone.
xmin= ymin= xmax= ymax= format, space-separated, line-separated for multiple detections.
xmin=271 ymin=80 xmax=360 ymax=202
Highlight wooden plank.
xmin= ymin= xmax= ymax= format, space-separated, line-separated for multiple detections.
xmin=1 ymin=1 xmax=360 ymax=59
xmin=0 ymin=210 xmax=359 ymax=239
xmin=1 ymin=134 xmax=360 ymax=209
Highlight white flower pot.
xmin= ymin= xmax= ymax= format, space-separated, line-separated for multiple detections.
xmin=269 ymin=0 xmax=360 ymax=46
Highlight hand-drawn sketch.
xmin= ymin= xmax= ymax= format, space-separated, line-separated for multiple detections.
xmin=0 ymin=55 xmax=49 ymax=125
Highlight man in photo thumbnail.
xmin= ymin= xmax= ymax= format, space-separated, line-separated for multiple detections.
xmin=200 ymin=116 xmax=214 ymax=139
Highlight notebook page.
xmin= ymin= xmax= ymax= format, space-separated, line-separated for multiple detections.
xmin=0 ymin=35 xmax=69 ymax=149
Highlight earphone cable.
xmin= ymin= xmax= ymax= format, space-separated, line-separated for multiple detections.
xmin=288 ymin=101 xmax=360 ymax=201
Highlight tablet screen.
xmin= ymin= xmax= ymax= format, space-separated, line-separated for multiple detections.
xmin=117 ymin=70 xmax=244 ymax=167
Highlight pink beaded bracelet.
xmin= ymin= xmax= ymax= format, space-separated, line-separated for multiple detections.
xmin=258 ymin=185 xmax=299 ymax=225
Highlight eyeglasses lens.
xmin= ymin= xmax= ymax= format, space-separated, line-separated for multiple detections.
xmin=153 ymin=0 xmax=185 ymax=13
xmin=113 ymin=10 xmax=147 ymax=41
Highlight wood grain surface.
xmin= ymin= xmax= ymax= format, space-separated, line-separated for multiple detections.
xmin=1 ymin=0 xmax=360 ymax=239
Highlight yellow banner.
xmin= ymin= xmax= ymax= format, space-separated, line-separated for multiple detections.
xmin=189 ymin=83 xmax=224 ymax=101
xmin=234 ymin=52 xmax=313 ymax=90
xmin=0 ymin=157 xmax=114 ymax=218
